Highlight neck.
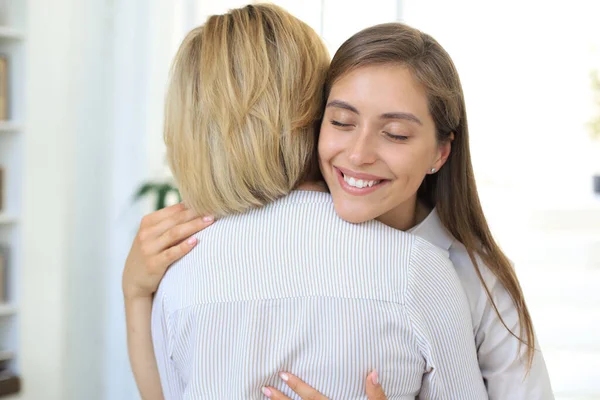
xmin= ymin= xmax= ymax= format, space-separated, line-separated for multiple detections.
xmin=376 ymin=196 xmax=429 ymax=231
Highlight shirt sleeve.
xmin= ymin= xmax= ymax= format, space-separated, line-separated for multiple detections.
xmin=475 ymin=266 xmax=554 ymax=399
xmin=151 ymin=291 xmax=185 ymax=399
xmin=406 ymin=239 xmax=488 ymax=399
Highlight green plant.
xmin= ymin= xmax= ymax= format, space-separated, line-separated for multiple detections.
xmin=134 ymin=181 xmax=181 ymax=211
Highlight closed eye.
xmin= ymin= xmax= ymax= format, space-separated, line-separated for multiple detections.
xmin=384 ymin=132 xmax=409 ymax=141
xmin=330 ymin=120 xmax=353 ymax=128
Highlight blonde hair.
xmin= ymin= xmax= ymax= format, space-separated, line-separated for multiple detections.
xmin=164 ymin=3 xmax=329 ymax=217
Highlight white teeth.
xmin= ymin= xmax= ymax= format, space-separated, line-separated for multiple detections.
xmin=343 ymin=173 xmax=380 ymax=188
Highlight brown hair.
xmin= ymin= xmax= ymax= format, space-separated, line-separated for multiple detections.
xmin=325 ymin=23 xmax=535 ymax=367
xmin=164 ymin=4 xmax=329 ymax=217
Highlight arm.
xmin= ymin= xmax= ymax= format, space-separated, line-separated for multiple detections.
xmin=125 ymin=296 xmax=164 ymax=400
xmin=122 ymin=203 xmax=214 ymax=399
xmin=407 ymin=241 xmax=487 ymax=399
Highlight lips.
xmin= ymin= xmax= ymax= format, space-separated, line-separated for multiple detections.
xmin=334 ymin=166 xmax=389 ymax=196
xmin=336 ymin=166 xmax=386 ymax=181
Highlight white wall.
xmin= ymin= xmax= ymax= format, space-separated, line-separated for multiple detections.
xmin=402 ymin=0 xmax=600 ymax=202
xmin=105 ymin=0 xmax=175 ymax=398
xmin=62 ymin=0 xmax=115 ymax=397
xmin=21 ymin=0 xmax=163 ymax=398
xmin=22 ymin=0 xmax=75 ymax=398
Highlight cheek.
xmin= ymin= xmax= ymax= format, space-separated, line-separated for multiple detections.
xmin=385 ymin=146 xmax=430 ymax=178
xmin=318 ymin=126 xmax=343 ymax=162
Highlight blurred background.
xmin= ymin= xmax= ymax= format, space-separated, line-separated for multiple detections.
xmin=0 ymin=0 xmax=598 ymax=399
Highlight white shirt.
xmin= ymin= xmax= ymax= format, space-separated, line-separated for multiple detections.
xmin=152 ymin=190 xmax=487 ymax=399
xmin=410 ymin=209 xmax=554 ymax=399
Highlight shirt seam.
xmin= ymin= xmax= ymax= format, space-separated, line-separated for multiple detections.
xmin=162 ymin=294 xmax=179 ymax=370
xmin=169 ymin=294 xmax=407 ymax=316
xmin=406 ymin=240 xmax=430 ymax=365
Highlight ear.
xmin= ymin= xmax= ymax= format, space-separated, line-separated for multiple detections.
xmin=430 ymin=132 xmax=454 ymax=173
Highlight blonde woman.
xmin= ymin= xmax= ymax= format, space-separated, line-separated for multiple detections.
xmin=124 ymin=3 xmax=487 ymax=400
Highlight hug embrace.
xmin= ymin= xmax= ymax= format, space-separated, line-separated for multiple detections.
xmin=122 ymin=3 xmax=554 ymax=399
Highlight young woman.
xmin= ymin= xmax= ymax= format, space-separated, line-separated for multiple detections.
xmin=124 ymin=8 xmax=553 ymax=400
xmin=315 ymin=22 xmax=553 ymax=399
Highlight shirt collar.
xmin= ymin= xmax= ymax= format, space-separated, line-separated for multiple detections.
xmin=408 ymin=208 xmax=455 ymax=251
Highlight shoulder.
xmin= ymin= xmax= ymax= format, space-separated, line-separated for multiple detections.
xmin=409 ymin=236 xmax=457 ymax=280
xmin=404 ymin=236 xmax=475 ymax=344
xmin=409 ymin=209 xmax=494 ymax=296
xmin=407 ymin=236 xmax=469 ymax=305
xmin=410 ymin=209 xmax=502 ymax=329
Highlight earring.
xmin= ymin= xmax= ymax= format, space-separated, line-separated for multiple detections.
xmin=430 ymin=168 xmax=436 ymax=173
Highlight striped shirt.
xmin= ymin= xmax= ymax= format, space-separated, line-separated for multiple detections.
xmin=151 ymin=190 xmax=487 ymax=399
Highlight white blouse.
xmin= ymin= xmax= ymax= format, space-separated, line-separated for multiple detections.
xmin=410 ymin=209 xmax=554 ymax=399
xmin=151 ymin=190 xmax=487 ymax=399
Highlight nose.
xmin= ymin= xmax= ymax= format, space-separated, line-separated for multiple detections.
xmin=348 ymin=129 xmax=377 ymax=166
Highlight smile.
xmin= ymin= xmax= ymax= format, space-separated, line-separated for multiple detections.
xmin=334 ymin=167 xmax=389 ymax=196
xmin=343 ymin=174 xmax=380 ymax=188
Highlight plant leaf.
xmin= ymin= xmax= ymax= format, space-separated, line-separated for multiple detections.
xmin=134 ymin=183 xmax=158 ymax=200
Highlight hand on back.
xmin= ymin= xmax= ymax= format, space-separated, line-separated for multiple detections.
xmin=122 ymin=203 xmax=214 ymax=299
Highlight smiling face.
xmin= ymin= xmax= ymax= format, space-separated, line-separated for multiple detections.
xmin=318 ymin=64 xmax=451 ymax=230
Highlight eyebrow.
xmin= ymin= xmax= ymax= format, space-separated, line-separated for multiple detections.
xmin=326 ymin=99 xmax=423 ymax=126
xmin=381 ymin=112 xmax=422 ymax=126
xmin=326 ymin=100 xmax=359 ymax=114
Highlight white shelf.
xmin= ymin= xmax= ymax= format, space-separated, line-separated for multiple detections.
xmin=0 ymin=122 xmax=22 ymax=132
xmin=0 ymin=2 xmax=24 ymax=392
xmin=0 ymin=214 xmax=17 ymax=225
xmin=0 ymin=304 xmax=16 ymax=316
xmin=0 ymin=27 xmax=23 ymax=40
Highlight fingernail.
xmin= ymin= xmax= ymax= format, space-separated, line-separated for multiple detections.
xmin=186 ymin=237 xmax=197 ymax=245
xmin=279 ymin=372 xmax=289 ymax=382
xmin=203 ymin=216 xmax=214 ymax=222
xmin=261 ymin=387 xmax=272 ymax=397
xmin=371 ymin=370 xmax=379 ymax=386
